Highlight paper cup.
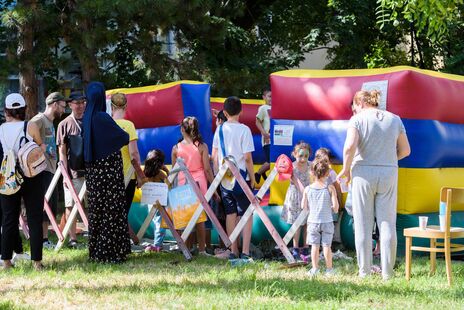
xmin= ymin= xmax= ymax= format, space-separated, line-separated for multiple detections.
xmin=340 ymin=178 xmax=349 ymax=193
xmin=418 ymin=216 xmax=428 ymax=230
xmin=439 ymin=215 xmax=446 ymax=231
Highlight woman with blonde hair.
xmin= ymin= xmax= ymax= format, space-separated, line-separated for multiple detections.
xmin=337 ymin=90 xmax=411 ymax=280
xmin=111 ymin=93 xmax=145 ymax=245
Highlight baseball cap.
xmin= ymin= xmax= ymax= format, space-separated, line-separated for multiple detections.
xmin=46 ymin=92 xmax=68 ymax=105
xmin=5 ymin=93 xmax=26 ymax=109
xmin=275 ymin=154 xmax=293 ymax=181
xmin=69 ymin=91 xmax=86 ymax=101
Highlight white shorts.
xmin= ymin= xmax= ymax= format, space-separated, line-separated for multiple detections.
xmin=64 ymin=177 xmax=85 ymax=208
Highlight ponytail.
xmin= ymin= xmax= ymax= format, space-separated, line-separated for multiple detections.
xmin=368 ymin=90 xmax=381 ymax=107
xmin=181 ymin=116 xmax=203 ymax=147
xmin=353 ymin=90 xmax=381 ymax=107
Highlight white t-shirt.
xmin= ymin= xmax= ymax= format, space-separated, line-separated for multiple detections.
xmin=256 ymin=104 xmax=271 ymax=146
xmin=0 ymin=121 xmax=32 ymax=156
xmin=212 ymin=122 xmax=255 ymax=171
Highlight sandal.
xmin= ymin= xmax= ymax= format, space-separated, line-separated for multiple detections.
xmin=371 ymin=264 xmax=382 ymax=274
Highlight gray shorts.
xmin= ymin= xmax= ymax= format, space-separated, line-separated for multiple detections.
xmin=64 ymin=177 xmax=85 ymax=207
xmin=307 ymin=222 xmax=334 ymax=247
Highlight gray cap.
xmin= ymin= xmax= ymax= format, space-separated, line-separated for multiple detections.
xmin=46 ymin=92 xmax=68 ymax=105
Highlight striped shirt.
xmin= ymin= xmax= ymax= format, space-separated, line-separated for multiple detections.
xmin=305 ymin=185 xmax=333 ymax=224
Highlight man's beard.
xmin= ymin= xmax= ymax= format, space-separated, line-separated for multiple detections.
xmin=54 ymin=110 xmax=62 ymax=119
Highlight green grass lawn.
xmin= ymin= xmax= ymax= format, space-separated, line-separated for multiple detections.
xmin=1 ymin=246 xmax=464 ymax=309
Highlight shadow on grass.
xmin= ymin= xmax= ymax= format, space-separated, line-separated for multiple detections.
xmin=5 ymin=249 xmax=464 ymax=304
xmin=3 ymin=269 xmax=464 ymax=304
xmin=6 ymin=241 xmax=464 ymax=307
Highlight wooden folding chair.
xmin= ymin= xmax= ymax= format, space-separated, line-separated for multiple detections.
xmin=404 ymin=187 xmax=464 ymax=286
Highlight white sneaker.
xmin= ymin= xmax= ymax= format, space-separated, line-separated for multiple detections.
xmin=325 ymin=268 xmax=336 ymax=277
xmin=43 ymin=240 xmax=55 ymax=250
xmin=307 ymin=267 xmax=320 ymax=278
xmin=12 ymin=252 xmax=31 ymax=263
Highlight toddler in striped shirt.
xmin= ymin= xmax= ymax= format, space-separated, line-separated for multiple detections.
xmin=302 ymin=158 xmax=339 ymax=277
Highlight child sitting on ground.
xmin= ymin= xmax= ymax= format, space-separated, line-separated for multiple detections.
xmin=303 ymin=158 xmax=339 ymax=277
xmin=142 ymin=149 xmax=170 ymax=252
xmin=280 ymin=141 xmax=312 ymax=260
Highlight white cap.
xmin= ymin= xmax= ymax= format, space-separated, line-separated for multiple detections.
xmin=5 ymin=93 xmax=26 ymax=109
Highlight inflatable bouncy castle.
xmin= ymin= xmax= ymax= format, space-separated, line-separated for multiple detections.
xmin=269 ymin=66 xmax=464 ymax=253
xmin=107 ymin=67 xmax=464 ymax=252
xmin=106 ymin=81 xmax=212 ymax=164
xmin=107 ymin=85 xmax=283 ymax=241
xmin=106 ymin=81 xmax=212 ymax=237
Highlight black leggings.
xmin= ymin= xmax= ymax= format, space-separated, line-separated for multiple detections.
xmin=0 ymin=205 xmax=23 ymax=255
xmin=124 ymin=179 xmax=137 ymax=214
xmin=1 ymin=173 xmax=45 ymax=261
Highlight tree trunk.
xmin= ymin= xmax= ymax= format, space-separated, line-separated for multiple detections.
xmin=61 ymin=5 xmax=99 ymax=88
xmin=410 ymin=22 xmax=415 ymax=67
xmin=78 ymin=51 xmax=99 ymax=87
xmin=17 ymin=0 xmax=39 ymax=120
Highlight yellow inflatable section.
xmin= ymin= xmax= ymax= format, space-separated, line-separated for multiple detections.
xmin=397 ymin=168 xmax=464 ymax=214
xmin=269 ymin=166 xmax=464 ymax=215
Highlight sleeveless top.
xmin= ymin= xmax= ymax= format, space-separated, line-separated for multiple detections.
xmin=176 ymin=142 xmax=208 ymax=195
xmin=306 ymin=185 xmax=333 ymax=224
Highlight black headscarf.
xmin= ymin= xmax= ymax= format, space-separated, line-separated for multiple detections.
xmin=83 ymin=82 xmax=129 ymax=162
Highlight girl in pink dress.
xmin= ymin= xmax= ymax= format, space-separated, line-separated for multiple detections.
xmin=172 ymin=116 xmax=215 ymax=256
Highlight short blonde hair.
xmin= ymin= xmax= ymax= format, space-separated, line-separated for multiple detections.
xmin=353 ymin=90 xmax=381 ymax=107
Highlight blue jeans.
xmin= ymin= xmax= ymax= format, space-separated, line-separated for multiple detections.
xmin=153 ymin=209 xmax=166 ymax=247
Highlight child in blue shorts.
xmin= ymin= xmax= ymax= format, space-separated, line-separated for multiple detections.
xmin=302 ymin=158 xmax=339 ymax=277
xmin=212 ymin=96 xmax=255 ymax=259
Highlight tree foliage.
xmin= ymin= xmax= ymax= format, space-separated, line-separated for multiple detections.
xmin=376 ymin=0 xmax=464 ymax=44
xmin=1 ymin=0 xmax=464 ymax=103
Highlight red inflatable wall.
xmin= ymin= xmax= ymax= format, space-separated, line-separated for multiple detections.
xmin=271 ymin=67 xmax=464 ymax=124
xmin=211 ymin=98 xmax=264 ymax=134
